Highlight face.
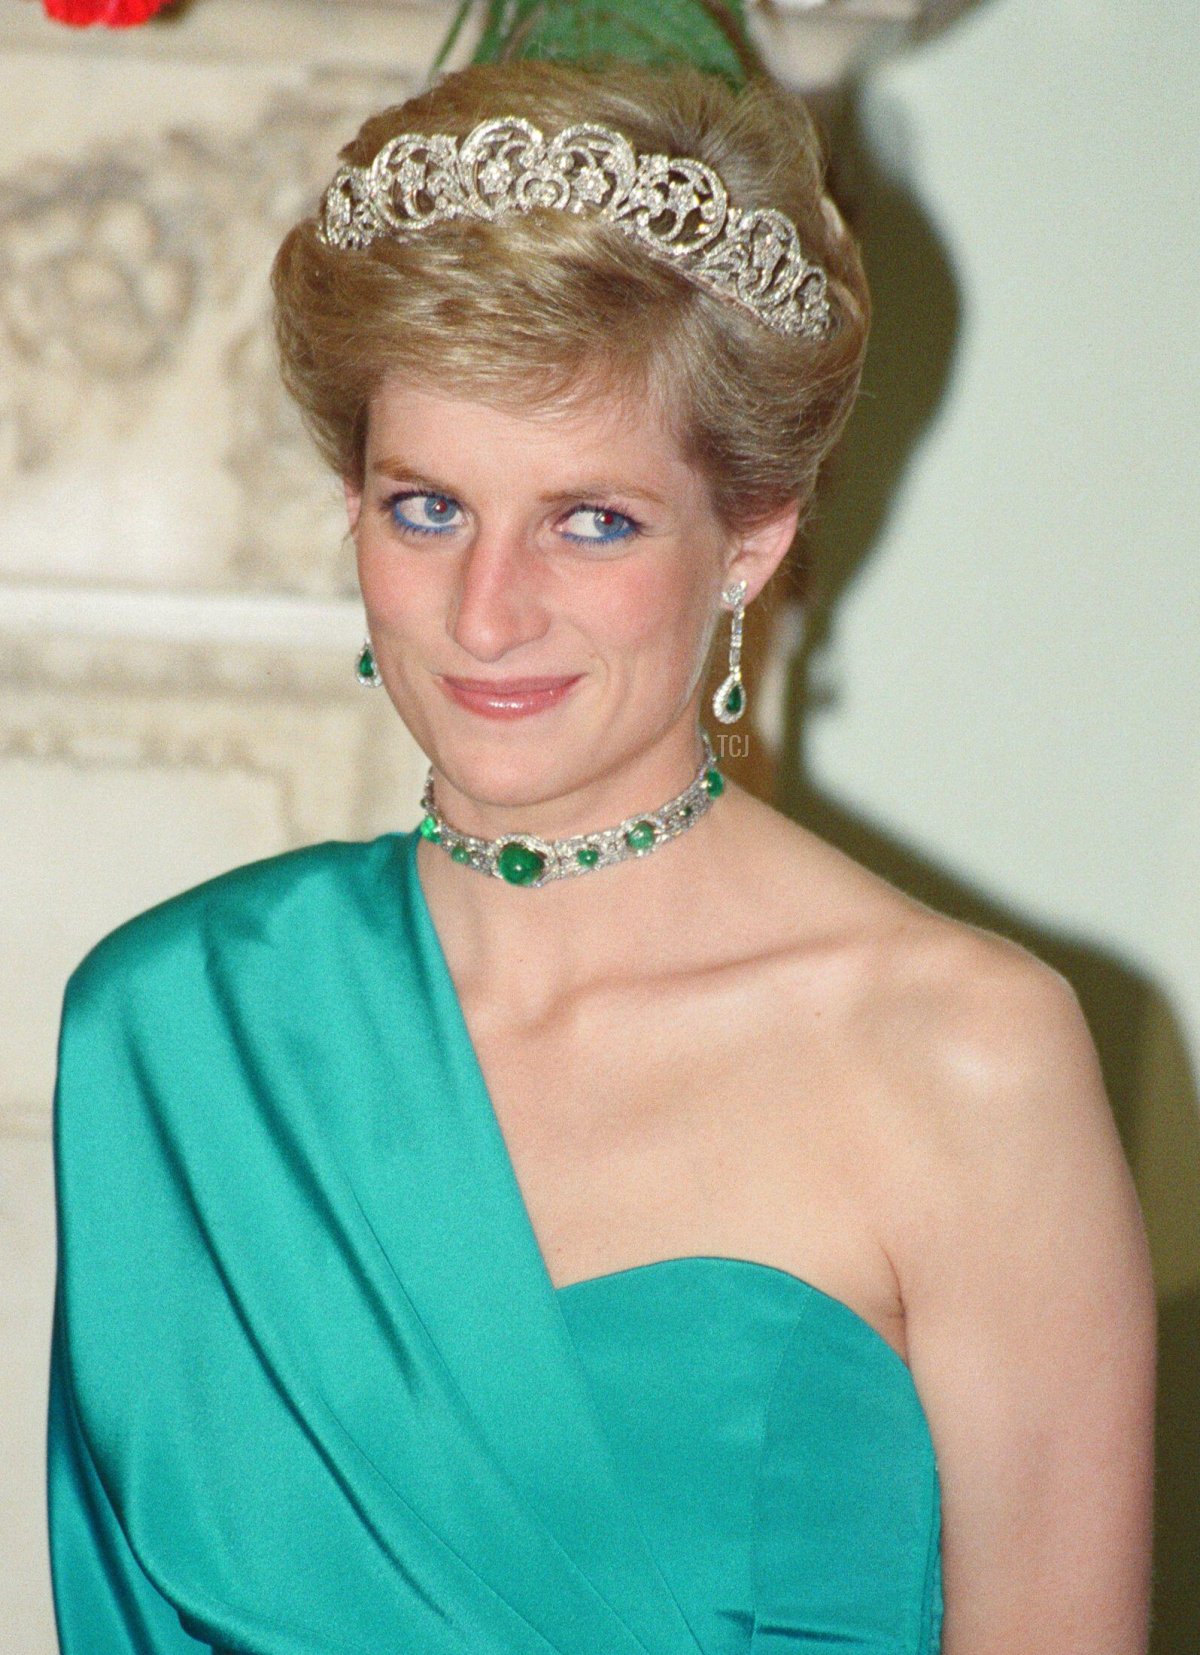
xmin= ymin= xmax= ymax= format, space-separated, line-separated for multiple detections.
xmin=345 ymin=377 xmax=797 ymax=824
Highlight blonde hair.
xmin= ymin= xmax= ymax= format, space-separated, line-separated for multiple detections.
xmin=271 ymin=59 xmax=870 ymax=542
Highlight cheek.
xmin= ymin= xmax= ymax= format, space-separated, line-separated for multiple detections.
xmin=356 ymin=531 xmax=434 ymax=625
xmin=599 ymin=557 xmax=710 ymax=658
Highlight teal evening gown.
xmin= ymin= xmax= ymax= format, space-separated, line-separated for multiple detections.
xmin=46 ymin=827 xmax=943 ymax=1653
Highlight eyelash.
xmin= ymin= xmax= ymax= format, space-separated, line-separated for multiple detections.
xmin=384 ymin=492 xmax=458 ymax=539
xmin=382 ymin=491 xmax=643 ymax=547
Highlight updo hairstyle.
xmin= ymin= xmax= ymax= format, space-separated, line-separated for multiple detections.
xmin=272 ymin=59 xmax=870 ymax=553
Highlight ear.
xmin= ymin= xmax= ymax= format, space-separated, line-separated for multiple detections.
xmin=343 ymin=473 xmax=363 ymax=537
xmin=722 ymin=496 xmax=802 ymax=602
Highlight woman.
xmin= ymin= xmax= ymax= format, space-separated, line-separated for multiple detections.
xmin=46 ymin=31 xmax=1156 ymax=1655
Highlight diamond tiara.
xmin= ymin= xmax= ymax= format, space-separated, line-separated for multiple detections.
xmin=315 ymin=116 xmax=837 ymax=341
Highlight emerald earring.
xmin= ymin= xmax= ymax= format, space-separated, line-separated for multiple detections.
xmin=356 ymin=636 xmax=382 ymax=688
xmin=712 ymin=579 xmax=747 ymax=724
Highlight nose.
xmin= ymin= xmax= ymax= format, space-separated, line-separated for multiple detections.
xmin=447 ymin=521 xmax=550 ymax=664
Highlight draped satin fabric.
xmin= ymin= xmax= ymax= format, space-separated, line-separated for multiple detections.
xmin=47 ymin=828 xmax=942 ymax=1654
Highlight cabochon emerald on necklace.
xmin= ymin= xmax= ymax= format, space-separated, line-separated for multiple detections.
xmin=418 ymin=731 xmax=725 ymax=887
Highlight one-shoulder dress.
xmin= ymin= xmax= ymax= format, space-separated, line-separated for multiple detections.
xmin=47 ymin=827 xmax=943 ymax=1654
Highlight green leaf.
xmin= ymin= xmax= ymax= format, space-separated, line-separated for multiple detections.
xmin=432 ymin=0 xmax=757 ymax=89
xmin=430 ymin=0 xmax=475 ymax=72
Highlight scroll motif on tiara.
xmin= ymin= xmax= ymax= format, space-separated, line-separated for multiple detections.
xmin=316 ymin=117 xmax=837 ymax=341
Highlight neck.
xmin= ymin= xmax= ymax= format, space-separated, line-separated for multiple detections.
xmin=425 ymin=722 xmax=710 ymax=848
xmin=412 ymin=724 xmax=746 ymax=1017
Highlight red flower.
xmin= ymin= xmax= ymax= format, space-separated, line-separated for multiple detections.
xmin=43 ymin=0 xmax=174 ymax=26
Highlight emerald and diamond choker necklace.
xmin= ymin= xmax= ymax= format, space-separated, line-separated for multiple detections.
xmin=418 ymin=730 xmax=725 ymax=888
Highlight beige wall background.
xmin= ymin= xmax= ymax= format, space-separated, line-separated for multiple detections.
xmin=1 ymin=0 xmax=1195 ymax=1650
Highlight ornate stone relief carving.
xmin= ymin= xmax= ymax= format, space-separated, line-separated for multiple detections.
xmin=0 ymin=149 xmax=199 ymax=471
xmin=0 ymin=69 xmax=415 ymax=596
xmin=0 ymin=675 xmax=418 ymax=847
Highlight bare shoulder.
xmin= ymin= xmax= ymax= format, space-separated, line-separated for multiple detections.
xmin=854 ymin=875 xmax=1110 ymax=1167
xmin=723 ymin=794 xmax=1152 ymax=1300
xmin=745 ymin=797 xmax=1120 ymax=1165
xmin=747 ymin=811 xmax=1158 ymax=1649
xmin=737 ymin=792 xmax=1085 ymax=1040
xmin=738 ymin=790 xmax=1155 ymax=1329
xmin=841 ymin=867 xmax=1147 ymax=1289
xmin=865 ymin=892 xmax=1155 ymax=1305
xmin=762 ymin=807 xmax=1154 ymax=1646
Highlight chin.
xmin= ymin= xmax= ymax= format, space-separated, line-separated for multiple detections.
xmin=427 ymin=736 xmax=582 ymax=809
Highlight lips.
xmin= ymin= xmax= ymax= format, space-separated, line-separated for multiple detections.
xmin=442 ymin=675 xmax=580 ymax=694
xmin=438 ymin=672 xmax=583 ymax=720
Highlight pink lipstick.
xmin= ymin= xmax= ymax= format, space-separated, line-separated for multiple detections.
xmin=439 ymin=674 xmax=583 ymax=720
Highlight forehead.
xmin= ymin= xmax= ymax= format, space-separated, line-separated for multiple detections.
xmin=363 ymin=375 xmax=705 ymax=501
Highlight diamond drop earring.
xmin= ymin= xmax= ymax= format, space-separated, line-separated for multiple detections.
xmin=355 ymin=635 xmax=382 ymax=688
xmin=712 ymin=579 xmax=747 ymax=724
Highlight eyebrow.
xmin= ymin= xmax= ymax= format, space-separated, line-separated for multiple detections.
xmin=370 ymin=457 xmax=668 ymax=507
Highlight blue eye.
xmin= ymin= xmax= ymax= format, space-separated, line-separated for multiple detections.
xmin=388 ymin=492 xmax=461 ymax=536
xmin=562 ymin=506 xmax=639 ymax=546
